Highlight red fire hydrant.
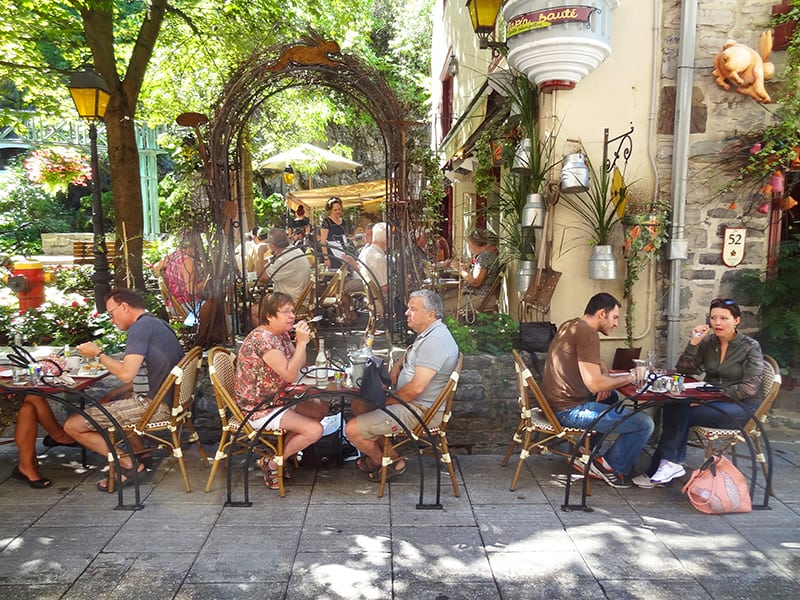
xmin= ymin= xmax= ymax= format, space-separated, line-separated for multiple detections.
xmin=6 ymin=259 xmax=51 ymax=312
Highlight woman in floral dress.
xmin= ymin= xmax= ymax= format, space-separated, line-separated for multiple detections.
xmin=234 ymin=292 xmax=328 ymax=490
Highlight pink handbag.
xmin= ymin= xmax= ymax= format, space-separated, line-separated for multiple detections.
xmin=681 ymin=455 xmax=752 ymax=514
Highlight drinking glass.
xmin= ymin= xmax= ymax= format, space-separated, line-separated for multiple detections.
xmin=631 ymin=359 xmax=649 ymax=392
xmin=12 ymin=368 xmax=29 ymax=385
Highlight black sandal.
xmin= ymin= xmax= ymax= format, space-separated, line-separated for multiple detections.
xmin=96 ymin=464 xmax=144 ymax=492
xmin=42 ymin=435 xmax=80 ymax=448
xmin=11 ymin=465 xmax=52 ymax=489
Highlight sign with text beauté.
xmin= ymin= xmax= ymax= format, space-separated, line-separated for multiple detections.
xmin=506 ymin=5 xmax=599 ymax=38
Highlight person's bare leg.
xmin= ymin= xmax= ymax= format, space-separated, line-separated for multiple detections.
xmin=14 ymin=401 xmax=42 ymax=481
xmin=264 ymin=411 xmax=323 ymax=473
xmin=345 ymin=417 xmax=383 ymax=468
xmin=345 ymin=413 xmax=405 ymax=473
xmin=25 ymin=395 xmax=74 ymax=444
xmin=64 ymin=415 xmax=143 ymax=470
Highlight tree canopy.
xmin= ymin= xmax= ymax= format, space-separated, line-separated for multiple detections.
xmin=0 ymin=0 xmax=434 ymax=287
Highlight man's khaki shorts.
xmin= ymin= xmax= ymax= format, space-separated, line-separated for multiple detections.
xmin=354 ymin=402 xmax=440 ymax=440
xmin=83 ymin=394 xmax=171 ymax=430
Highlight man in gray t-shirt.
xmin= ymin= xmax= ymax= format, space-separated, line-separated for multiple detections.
xmin=259 ymin=227 xmax=311 ymax=302
xmin=66 ymin=288 xmax=184 ymax=490
xmin=345 ymin=289 xmax=459 ymax=482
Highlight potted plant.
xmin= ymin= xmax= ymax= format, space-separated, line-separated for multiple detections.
xmin=480 ymin=71 xmax=558 ymax=291
xmin=559 ymin=150 xmax=626 ymax=279
xmin=621 ymin=190 xmax=669 ymax=345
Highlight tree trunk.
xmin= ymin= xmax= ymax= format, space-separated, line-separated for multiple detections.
xmin=105 ymin=97 xmax=144 ymax=290
xmin=80 ymin=0 xmax=168 ymax=292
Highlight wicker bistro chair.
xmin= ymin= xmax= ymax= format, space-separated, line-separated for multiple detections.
xmin=503 ymin=350 xmax=594 ymax=492
xmin=376 ymin=354 xmax=463 ymax=498
xmin=691 ymin=354 xmax=782 ymax=495
xmin=107 ymin=346 xmax=208 ymax=493
xmin=204 ymin=347 xmax=288 ymax=497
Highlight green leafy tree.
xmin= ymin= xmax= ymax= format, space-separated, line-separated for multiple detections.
xmin=0 ymin=163 xmax=74 ymax=255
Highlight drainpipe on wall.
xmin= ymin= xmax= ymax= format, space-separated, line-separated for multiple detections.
xmin=665 ymin=0 xmax=699 ymax=366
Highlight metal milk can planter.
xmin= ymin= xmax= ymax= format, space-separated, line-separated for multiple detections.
xmin=588 ymin=244 xmax=617 ymax=280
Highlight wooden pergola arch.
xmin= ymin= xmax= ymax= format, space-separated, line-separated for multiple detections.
xmin=197 ymin=33 xmax=412 ymax=345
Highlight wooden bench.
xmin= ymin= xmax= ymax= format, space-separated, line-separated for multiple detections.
xmin=72 ymin=241 xmax=116 ymax=265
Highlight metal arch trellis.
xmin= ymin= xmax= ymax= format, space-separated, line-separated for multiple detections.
xmin=194 ymin=32 xmax=414 ymax=346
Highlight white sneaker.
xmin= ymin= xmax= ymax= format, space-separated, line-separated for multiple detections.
xmin=632 ymin=473 xmax=663 ymax=489
xmin=650 ymin=459 xmax=686 ymax=484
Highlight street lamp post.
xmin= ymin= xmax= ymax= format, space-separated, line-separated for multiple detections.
xmin=68 ymin=69 xmax=111 ymax=312
xmin=283 ymin=164 xmax=295 ymax=227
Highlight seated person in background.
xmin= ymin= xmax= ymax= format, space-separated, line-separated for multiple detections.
xmin=152 ymin=228 xmax=206 ymax=322
xmin=65 ymin=288 xmax=185 ymax=490
xmin=357 ymin=222 xmax=375 ymax=263
xmin=256 ymin=227 xmax=311 ymax=303
xmin=635 ymin=297 xmax=764 ymax=488
xmin=345 ymin=222 xmax=388 ymax=316
xmin=235 ymin=292 xmax=329 ymax=491
xmin=289 ymin=204 xmax=310 ymax=237
xmin=345 ymin=289 xmax=459 ymax=482
xmin=234 ymin=227 xmax=264 ymax=275
xmin=443 ymin=228 xmax=501 ymax=316
xmin=541 ymin=292 xmax=653 ymax=489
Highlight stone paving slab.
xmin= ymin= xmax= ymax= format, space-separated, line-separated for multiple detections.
xmin=1 ymin=428 xmax=800 ymax=599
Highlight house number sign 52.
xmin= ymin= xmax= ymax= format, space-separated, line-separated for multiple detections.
xmin=722 ymin=227 xmax=747 ymax=267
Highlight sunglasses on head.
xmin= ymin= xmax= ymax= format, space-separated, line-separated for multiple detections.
xmin=710 ymin=298 xmax=736 ymax=306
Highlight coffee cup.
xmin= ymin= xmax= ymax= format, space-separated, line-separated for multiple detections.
xmin=65 ymin=356 xmax=82 ymax=373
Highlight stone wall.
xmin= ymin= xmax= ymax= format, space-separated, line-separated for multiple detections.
xmin=448 ymin=352 xmax=521 ymax=454
xmin=654 ymin=0 xmax=779 ymax=344
xmin=40 ymin=233 xmax=95 ymax=255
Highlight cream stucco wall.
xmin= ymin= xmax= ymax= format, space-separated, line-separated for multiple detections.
xmin=541 ymin=2 xmax=659 ymax=361
xmin=432 ymin=0 xmax=780 ymax=367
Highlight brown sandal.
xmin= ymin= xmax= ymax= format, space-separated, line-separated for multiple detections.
xmin=258 ymin=457 xmax=281 ymax=491
xmin=356 ymin=456 xmax=377 ymax=473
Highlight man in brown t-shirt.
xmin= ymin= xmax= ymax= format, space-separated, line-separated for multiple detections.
xmin=542 ymin=293 xmax=654 ymax=488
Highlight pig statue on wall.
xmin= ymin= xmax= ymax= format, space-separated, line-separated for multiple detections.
xmin=712 ymin=31 xmax=775 ymax=103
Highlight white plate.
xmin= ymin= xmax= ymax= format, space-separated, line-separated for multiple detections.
xmin=77 ymin=367 xmax=107 ymax=377
xmin=0 ymin=369 xmax=13 ymax=377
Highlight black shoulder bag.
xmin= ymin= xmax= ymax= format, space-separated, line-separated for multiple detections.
xmin=358 ymin=355 xmax=392 ymax=409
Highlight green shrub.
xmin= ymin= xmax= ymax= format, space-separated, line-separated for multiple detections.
xmin=444 ymin=312 xmax=519 ymax=355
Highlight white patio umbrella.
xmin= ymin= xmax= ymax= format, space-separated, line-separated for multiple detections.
xmin=258 ymin=143 xmax=361 ymax=177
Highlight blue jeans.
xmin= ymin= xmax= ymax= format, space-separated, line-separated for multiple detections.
xmin=557 ymin=401 xmax=654 ymax=475
xmin=657 ymin=400 xmax=758 ymax=464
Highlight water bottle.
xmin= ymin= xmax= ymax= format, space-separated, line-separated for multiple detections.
xmin=315 ymin=339 xmax=328 ymax=387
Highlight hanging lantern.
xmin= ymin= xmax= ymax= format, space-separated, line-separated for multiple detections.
xmin=560 ymin=153 xmax=590 ymax=193
xmin=757 ymin=202 xmax=771 ymax=214
xmin=781 ymin=196 xmax=799 ymax=211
